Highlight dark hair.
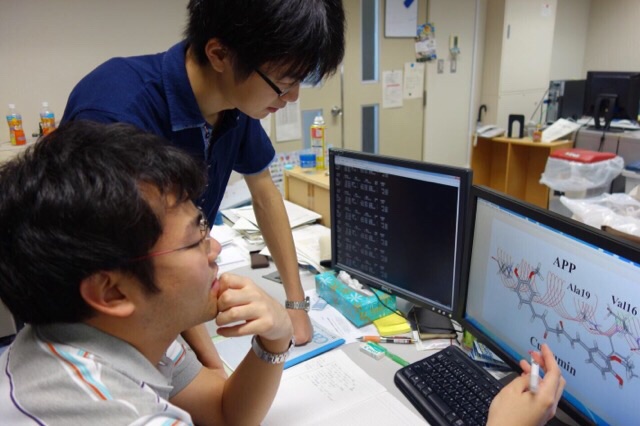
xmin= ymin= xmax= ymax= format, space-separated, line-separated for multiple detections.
xmin=0 ymin=121 xmax=206 ymax=324
xmin=184 ymin=0 xmax=345 ymax=84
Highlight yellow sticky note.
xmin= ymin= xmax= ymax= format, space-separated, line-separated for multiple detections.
xmin=373 ymin=312 xmax=411 ymax=336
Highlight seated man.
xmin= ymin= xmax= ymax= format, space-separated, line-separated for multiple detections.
xmin=0 ymin=121 xmax=293 ymax=424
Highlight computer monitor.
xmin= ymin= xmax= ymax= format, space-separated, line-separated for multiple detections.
xmin=462 ymin=185 xmax=640 ymax=425
xmin=328 ymin=148 xmax=472 ymax=319
xmin=546 ymin=79 xmax=585 ymax=123
xmin=583 ymin=71 xmax=640 ymax=130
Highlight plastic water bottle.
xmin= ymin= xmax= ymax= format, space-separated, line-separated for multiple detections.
xmin=310 ymin=114 xmax=326 ymax=170
xmin=6 ymin=104 xmax=26 ymax=146
xmin=39 ymin=102 xmax=56 ymax=136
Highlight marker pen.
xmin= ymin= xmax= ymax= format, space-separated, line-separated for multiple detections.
xmin=529 ymin=358 xmax=540 ymax=394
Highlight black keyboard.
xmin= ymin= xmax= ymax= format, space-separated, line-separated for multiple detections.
xmin=394 ymin=345 xmax=504 ymax=426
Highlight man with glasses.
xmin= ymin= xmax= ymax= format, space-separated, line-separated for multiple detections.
xmin=61 ymin=0 xmax=346 ymax=370
xmin=0 ymin=120 xmax=294 ymax=424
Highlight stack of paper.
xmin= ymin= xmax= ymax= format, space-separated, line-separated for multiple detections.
xmin=541 ymin=118 xmax=582 ymax=142
xmin=220 ymin=199 xmax=322 ymax=247
xmin=260 ymin=224 xmax=331 ymax=273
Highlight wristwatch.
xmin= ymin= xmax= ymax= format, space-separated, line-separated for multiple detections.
xmin=251 ymin=335 xmax=294 ymax=364
xmin=285 ymin=296 xmax=310 ymax=312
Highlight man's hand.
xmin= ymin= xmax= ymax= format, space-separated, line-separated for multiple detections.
xmin=215 ymin=273 xmax=293 ymax=347
xmin=288 ymin=309 xmax=313 ymax=345
xmin=487 ymin=343 xmax=566 ymax=426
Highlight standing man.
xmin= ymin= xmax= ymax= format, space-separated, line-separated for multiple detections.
xmin=0 ymin=121 xmax=294 ymax=424
xmin=61 ymin=0 xmax=346 ymax=367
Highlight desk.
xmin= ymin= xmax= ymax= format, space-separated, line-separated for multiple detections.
xmin=471 ymin=136 xmax=573 ymax=208
xmin=204 ymin=264 xmax=429 ymax=420
xmin=207 ymin=264 xmax=581 ymax=425
xmin=284 ymin=167 xmax=331 ymax=227
xmin=0 ymin=140 xmax=31 ymax=164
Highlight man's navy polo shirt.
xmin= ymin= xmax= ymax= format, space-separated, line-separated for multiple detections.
xmin=61 ymin=41 xmax=275 ymax=222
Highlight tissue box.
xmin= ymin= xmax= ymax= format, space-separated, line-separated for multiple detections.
xmin=315 ymin=271 xmax=396 ymax=327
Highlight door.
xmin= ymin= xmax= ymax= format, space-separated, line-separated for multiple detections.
xmin=268 ymin=0 xmax=427 ymax=162
xmin=342 ymin=0 xmax=427 ymax=159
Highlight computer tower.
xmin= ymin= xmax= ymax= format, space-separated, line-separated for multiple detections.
xmin=546 ymin=79 xmax=586 ymax=123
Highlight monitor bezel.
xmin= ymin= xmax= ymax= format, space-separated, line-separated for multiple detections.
xmin=329 ymin=148 xmax=472 ymax=319
xmin=459 ymin=185 xmax=640 ymax=426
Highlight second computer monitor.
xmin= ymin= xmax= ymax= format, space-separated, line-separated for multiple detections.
xmin=583 ymin=71 xmax=640 ymax=130
xmin=462 ymin=185 xmax=640 ymax=425
xmin=329 ymin=148 xmax=472 ymax=318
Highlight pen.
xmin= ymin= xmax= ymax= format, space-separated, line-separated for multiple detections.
xmin=367 ymin=342 xmax=410 ymax=367
xmin=357 ymin=336 xmax=415 ymax=344
xmin=529 ymin=358 xmax=540 ymax=394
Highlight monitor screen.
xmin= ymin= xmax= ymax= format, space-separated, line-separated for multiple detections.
xmin=462 ymin=185 xmax=640 ymax=425
xmin=329 ymin=148 xmax=472 ymax=318
xmin=583 ymin=71 xmax=640 ymax=129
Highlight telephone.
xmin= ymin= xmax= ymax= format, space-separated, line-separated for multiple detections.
xmin=476 ymin=124 xmax=505 ymax=138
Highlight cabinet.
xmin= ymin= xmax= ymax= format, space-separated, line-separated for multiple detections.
xmin=284 ymin=167 xmax=331 ymax=227
xmin=471 ymin=136 xmax=573 ymax=208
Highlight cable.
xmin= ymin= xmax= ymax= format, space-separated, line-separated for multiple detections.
xmin=371 ymin=288 xmax=406 ymax=319
xmin=530 ymin=87 xmax=550 ymax=124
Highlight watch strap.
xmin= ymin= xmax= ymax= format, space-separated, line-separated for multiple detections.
xmin=285 ymin=296 xmax=310 ymax=311
xmin=251 ymin=335 xmax=294 ymax=364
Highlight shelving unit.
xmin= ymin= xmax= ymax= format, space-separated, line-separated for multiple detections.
xmin=471 ymin=136 xmax=573 ymax=209
xmin=284 ymin=167 xmax=331 ymax=226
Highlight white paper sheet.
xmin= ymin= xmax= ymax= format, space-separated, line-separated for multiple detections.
xmin=263 ymin=350 xmax=425 ymax=425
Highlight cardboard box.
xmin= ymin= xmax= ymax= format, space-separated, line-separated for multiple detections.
xmin=315 ymin=272 xmax=396 ymax=327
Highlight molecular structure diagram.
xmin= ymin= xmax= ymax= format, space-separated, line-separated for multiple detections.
xmin=491 ymin=248 xmax=639 ymax=388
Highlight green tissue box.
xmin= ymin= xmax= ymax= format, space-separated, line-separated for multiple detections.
xmin=315 ymin=271 xmax=396 ymax=327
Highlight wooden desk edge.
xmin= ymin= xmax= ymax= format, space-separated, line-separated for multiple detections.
xmin=284 ymin=167 xmax=330 ymax=189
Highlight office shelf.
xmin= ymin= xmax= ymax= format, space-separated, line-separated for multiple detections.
xmin=284 ymin=167 xmax=331 ymax=226
xmin=471 ymin=136 xmax=573 ymax=209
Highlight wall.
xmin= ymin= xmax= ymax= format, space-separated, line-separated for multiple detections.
xmin=3 ymin=1 xmax=639 ymax=154
xmin=583 ymin=0 xmax=640 ymax=71
xmin=0 ymin=0 xmax=187 ymax=138
xmin=549 ymin=0 xmax=590 ymax=81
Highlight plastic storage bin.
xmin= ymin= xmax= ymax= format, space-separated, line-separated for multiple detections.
xmin=540 ymin=148 xmax=624 ymax=217
xmin=622 ymin=161 xmax=640 ymax=194
xmin=622 ymin=169 xmax=640 ymax=194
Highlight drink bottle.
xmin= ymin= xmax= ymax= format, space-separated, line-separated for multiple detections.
xmin=310 ymin=114 xmax=326 ymax=170
xmin=6 ymin=104 xmax=26 ymax=146
xmin=40 ymin=102 xmax=56 ymax=136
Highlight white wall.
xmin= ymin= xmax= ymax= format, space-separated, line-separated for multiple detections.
xmin=549 ymin=0 xmax=590 ymax=80
xmin=0 ymin=0 xmax=187 ymax=138
xmin=2 ymin=0 xmax=639 ymax=153
xmin=583 ymin=0 xmax=640 ymax=72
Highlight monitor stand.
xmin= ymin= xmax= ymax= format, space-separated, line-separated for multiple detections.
xmin=408 ymin=306 xmax=455 ymax=337
xmin=593 ymin=93 xmax=617 ymax=131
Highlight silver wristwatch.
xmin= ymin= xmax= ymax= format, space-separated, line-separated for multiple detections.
xmin=251 ymin=335 xmax=294 ymax=364
xmin=285 ymin=296 xmax=310 ymax=312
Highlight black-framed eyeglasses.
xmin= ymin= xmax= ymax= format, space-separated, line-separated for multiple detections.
xmin=129 ymin=209 xmax=210 ymax=262
xmin=255 ymin=68 xmax=296 ymax=97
